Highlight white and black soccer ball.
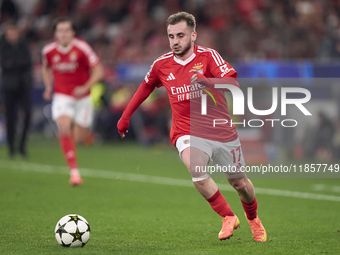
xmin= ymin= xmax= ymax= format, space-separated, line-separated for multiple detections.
xmin=55 ymin=214 xmax=90 ymax=247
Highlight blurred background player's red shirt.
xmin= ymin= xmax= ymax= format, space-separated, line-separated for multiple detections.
xmin=42 ymin=38 xmax=99 ymax=97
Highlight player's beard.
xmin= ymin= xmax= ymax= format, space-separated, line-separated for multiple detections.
xmin=173 ymin=41 xmax=192 ymax=58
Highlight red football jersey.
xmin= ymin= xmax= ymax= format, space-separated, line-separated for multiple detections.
xmin=142 ymin=45 xmax=239 ymax=145
xmin=42 ymin=38 xmax=100 ymax=97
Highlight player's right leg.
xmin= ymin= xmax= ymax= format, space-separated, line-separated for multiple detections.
xmin=217 ymin=138 xmax=267 ymax=242
xmin=176 ymin=136 xmax=239 ymax=240
xmin=73 ymin=124 xmax=91 ymax=145
xmin=55 ymin=116 xmax=83 ymax=186
xmin=73 ymin=95 xmax=94 ymax=145
xmin=52 ymin=94 xmax=82 ymax=186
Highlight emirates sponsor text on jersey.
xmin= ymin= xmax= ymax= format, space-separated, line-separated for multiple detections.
xmin=170 ymin=83 xmax=203 ymax=101
xmin=53 ymin=62 xmax=79 ymax=72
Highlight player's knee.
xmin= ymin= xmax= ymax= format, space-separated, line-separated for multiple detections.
xmin=189 ymin=164 xmax=210 ymax=182
xmin=74 ymin=137 xmax=82 ymax=145
xmin=74 ymin=137 xmax=86 ymax=145
xmin=229 ymin=178 xmax=246 ymax=192
xmin=191 ymin=173 xmax=210 ymax=182
xmin=57 ymin=123 xmax=71 ymax=136
xmin=183 ymin=162 xmax=209 ymax=182
xmin=58 ymin=128 xmax=71 ymax=136
xmin=188 ymin=163 xmax=206 ymax=176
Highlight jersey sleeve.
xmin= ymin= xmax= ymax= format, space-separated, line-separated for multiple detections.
xmin=77 ymin=40 xmax=100 ymax=67
xmin=207 ymin=49 xmax=237 ymax=79
xmin=142 ymin=60 xmax=162 ymax=89
xmin=41 ymin=47 xmax=51 ymax=67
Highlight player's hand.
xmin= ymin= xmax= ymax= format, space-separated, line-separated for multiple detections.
xmin=43 ymin=87 xmax=52 ymax=101
xmin=189 ymin=69 xmax=210 ymax=86
xmin=189 ymin=69 xmax=198 ymax=84
xmin=117 ymin=117 xmax=130 ymax=138
xmin=73 ymin=86 xmax=89 ymax=98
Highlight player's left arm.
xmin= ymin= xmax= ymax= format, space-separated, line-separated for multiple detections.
xmin=73 ymin=63 xmax=104 ymax=98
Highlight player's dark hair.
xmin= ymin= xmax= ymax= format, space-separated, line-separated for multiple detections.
xmin=166 ymin=12 xmax=196 ymax=31
xmin=52 ymin=17 xmax=76 ymax=32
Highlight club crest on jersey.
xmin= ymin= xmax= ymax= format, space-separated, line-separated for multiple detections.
xmin=193 ymin=63 xmax=204 ymax=74
xmin=52 ymin=55 xmax=61 ymax=63
xmin=69 ymin=51 xmax=78 ymax=62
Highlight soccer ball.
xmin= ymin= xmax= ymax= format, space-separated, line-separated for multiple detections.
xmin=55 ymin=214 xmax=90 ymax=247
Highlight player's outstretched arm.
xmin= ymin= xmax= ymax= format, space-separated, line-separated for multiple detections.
xmin=117 ymin=83 xmax=155 ymax=138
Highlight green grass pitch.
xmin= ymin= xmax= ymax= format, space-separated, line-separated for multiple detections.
xmin=0 ymin=135 xmax=339 ymax=254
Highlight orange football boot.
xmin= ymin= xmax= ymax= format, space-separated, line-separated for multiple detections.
xmin=69 ymin=173 xmax=83 ymax=186
xmin=245 ymin=215 xmax=267 ymax=242
xmin=218 ymin=215 xmax=240 ymax=240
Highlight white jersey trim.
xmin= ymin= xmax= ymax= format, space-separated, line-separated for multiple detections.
xmin=173 ymin=53 xmax=196 ymax=66
xmin=73 ymin=38 xmax=99 ymax=66
xmin=154 ymin=52 xmax=173 ymax=63
xmin=197 ymin=46 xmax=224 ymax=67
xmin=57 ymin=42 xmax=73 ymax=54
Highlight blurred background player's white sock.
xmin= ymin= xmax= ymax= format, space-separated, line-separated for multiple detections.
xmin=70 ymin=169 xmax=80 ymax=176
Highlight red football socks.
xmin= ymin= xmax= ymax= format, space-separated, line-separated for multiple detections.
xmin=60 ymin=135 xmax=78 ymax=171
xmin=206 ymin=190 xmax=235 ymax=217
xmin=241 ymin=197 xmax=258 ymax=220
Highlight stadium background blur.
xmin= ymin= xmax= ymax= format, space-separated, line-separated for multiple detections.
xmin=1 ymin=0 xmax=340 ymax=164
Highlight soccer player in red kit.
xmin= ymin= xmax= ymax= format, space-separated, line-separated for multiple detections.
xmin=42 ymin=17 xmax=103 ymax=186
xmin=117 ymin=12 xmax=267 ymax=242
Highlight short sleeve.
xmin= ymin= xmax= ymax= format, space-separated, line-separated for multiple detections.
xmin=207 ymin=49 xmax=237 ymax=79
xmin=76 ymin=39 xmax=100 ymax=67
xmin=143 ymin=61 xmax=162 ymax=89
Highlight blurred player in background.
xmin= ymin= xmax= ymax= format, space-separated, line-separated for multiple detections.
xmin=42 ymin=17 xmax=103 ymax=186
xmin=0 ymin=22 xmax=32 ymax=158
xmin=118 ymin=12 xmax=267 ymax=242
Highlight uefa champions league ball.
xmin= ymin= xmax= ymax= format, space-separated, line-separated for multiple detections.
xmin=55 ymin=214 xmax=90 ymax=247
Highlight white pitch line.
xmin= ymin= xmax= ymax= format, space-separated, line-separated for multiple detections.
xmin=312 ymin=184 xmax=340 ymax=193
xmin=1 ymin=160 xmax=340 ymax=202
